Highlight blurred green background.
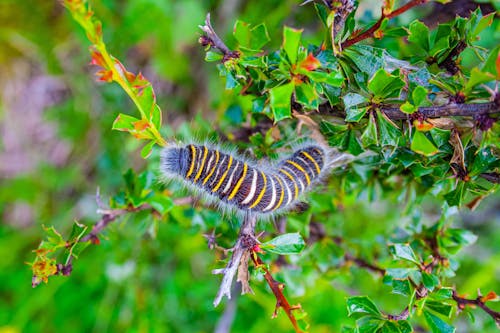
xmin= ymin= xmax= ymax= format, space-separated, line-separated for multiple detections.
xmin=1 ymin=1 xmax=499 ymax=332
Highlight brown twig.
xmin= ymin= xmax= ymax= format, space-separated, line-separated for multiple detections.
xmin=452 ymin=290 xmax=500 ymax=325
xmin=344 ymin=252 xmax=386 ymax=276
xmin=318 ymin=101 xmax=500 ymax=120
xmin=341 ymin=0 xmax=429 ymax=48
xmin=251 ymin=253 xmax=305 ymax=333
xmin=199 ymin=13 xmax=240 ymax=62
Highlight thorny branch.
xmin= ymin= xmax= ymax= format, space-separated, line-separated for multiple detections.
xmin=199 ymin=13 xmax=240 ymax=62
xmin=317 ymin=101 xmax=500 ymax=120
xmin=251 ymin=254 xmax=305 ymax=333
xmin=452 ymin=290 xmax=500 ymax=325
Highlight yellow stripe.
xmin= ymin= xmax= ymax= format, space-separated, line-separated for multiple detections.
xmin=280 ymin=169 xmax=298 ymax=199
xmin=301 ymin=151 xmax=320 ymax=175
xmin=212 ymin=155 xmax=233 ymax=192
xmin=203 ymin=150 xmax=219 ymax=185
xmin=273 ymin=176 xmax=285 ymax=210
xmin=186 ymin=145 xmax=196 ymax=178
xmin=249 ymin=171 xmax=267 ymax=209
xmin=228 ymin=163 xmax=248 ymax=200
xmin=287 ymin=160 xmax=311 ymax=185
xmin=194 ymin=146 xmax=208 ymax=182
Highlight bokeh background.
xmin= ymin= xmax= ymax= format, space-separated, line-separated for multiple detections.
xmin=1 ymin=1 xmax=499 ymax=332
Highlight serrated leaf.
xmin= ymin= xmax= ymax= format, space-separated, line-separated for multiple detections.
xmin=112 ymin=113 xmax=140 ymax=131
xmin=262 ymin=233 xmax=305 ymax=255
xmin=422 ymin=272 xmax=440 ymax=291
xmin=283 ymin=26 xmax=303 ymax=65
xmin=424 ymin=310 xmax=455 ymax=333
xmin=411 ymin=131 xmax=439 ymax=156
xmin=392 ymin=279 xmax=411 ymax=296
xmin=390 ymin=243 xmax=420 ymax=265
xmin=346 ymin=296 xmax=382 ymax=317
xmin=295 ymin=83 xmax=319 ymax=109
xmin=269 ymin=82 xmax=294 ymax=121
xmin=444 ymin=182 xmax=466 ymax=207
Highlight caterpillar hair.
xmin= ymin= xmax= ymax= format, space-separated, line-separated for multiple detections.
xmin=160 ymin=141 xmax=341 ymax=220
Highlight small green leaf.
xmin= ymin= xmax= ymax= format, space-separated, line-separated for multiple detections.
xmin=295 ymin=83 xmax=319 ymax=109
xmin=379 ymin=320 xmax=402 ymax=333
xmin=368 ymin=69 xmax=404 ymax=99
xmin=424 ymin=310 xmax=455 ymax=333
xmin=283 ymin=26 xmax=303 ymax=65
xmin=205 ymin=50 xmax=223 ymax=62
xmin=377 ymin=111 xmax=401 ymax=146
xmin=147 ymin=194 xmax=174 ymax=215
xmin=112 ymin=113 xmax=140 ymax=131
xmin=269 ymin=82 xmax=294 ymax=121
xmin=444 ymin=182 xmax=466 ymax=207
xmin=361 ymin=113 xmax=379 ymax=147
xmin=400 ymin=101 xmax=417 ymax=114
xmin=346 ymin=106 xmax=369 ymax=122
xmin=422 ymin=272 xmax=440 ymax=292
xmin=392 ymin=279 xmax=411 ymax=296
xmin=389 ymin=243 xmax=420 ymax=265
xmin=408 ymin=20 xmax=430 ymax=52
xmin=426 ymin=301 xmax=453 ymax=318
xmin=261 ymin=233 xmax=305 ymax=255
xmin=411 ymin=131 xmax=439 ymax=156
xmin=464 ymin=68 xmax=495 ymax=95
xmin=346 ymin=296 xmax=382 ymax=317
xmin=140 ymin=141 xmax=155 ymax=159
xmin=319 ymin=121 xmax=349 ymax=148
xmin=412 ymin=86 xmax=429 ymax=107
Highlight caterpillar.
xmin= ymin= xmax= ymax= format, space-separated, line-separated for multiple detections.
xmin=160 ymin=142 xmax=335 ymax=219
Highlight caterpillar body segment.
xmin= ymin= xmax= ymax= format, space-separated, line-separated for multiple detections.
xmin=160 ymin=143 xmax=331 ymax=218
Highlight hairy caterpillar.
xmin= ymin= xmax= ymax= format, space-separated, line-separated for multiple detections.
xmin=160 ymin=142 xmax=336 ymax=219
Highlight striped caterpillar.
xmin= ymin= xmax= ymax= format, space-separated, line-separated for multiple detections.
xmin=160 ymin=142 xmax=335 ymax=219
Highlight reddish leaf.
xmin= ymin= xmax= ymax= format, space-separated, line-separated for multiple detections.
xmin=299 ymin=53 xmax=321 ymax=71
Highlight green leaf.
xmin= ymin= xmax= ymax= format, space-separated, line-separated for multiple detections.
xmin=412 ymin=86 xmax=429 ymax=107
xmin=389 ymin=243 xmax=420 ymax=265
xmin=304 ymin=70 xmax=344 ymax=87
xmin=482 ymin=45 xmax=500 ymax=78
xmin=140 ymin=141 xmax=155 ymax=159
xmin=233 ymin=20 xmax=251 ymax=48
xmin=379 ymin=320 xmax=402 ymax=333
xmin=408 ymin=20 xmax=430 ymax=52
xmin=282 ymin=26 xmax=303 ymax=65
xmin=470 ymin=147 xmax=498 ymax=176
xmin=205 ymin=50 xmax=223 ymax=62
xmin=444 ymin=182 xmax=466 ymax=207
xmin=249 ymin=23 xmax=271 ymax=50
xmin=343 ymin=93 xmax=369 ymax=121
xmin=426 ymin=301 xmax=453 ymax=318
xmin=319 ymin=121 xmax=349 ymax=148
xmin=269 ymin=82 xmax=294 ymax=121
xmin=471 ymin=12 xmax=494 ymax=38
xmin=43 ymin=225 xmax=66 ymax=248
xmin=147 ymin=194 xmax=174 ymax=215
xmin=346 ymin=296 xmax=382 ymax=317
xmin=377 ymin=111 xmax=401 ymax=146
xmin=368 ymin=69 xmax=404 ymax=99
xmin=346 ymin=107 xmax=369 ymax=122
xmin=424 ymin=310 xmax=455 ymax=333
xmin=411 ymin=131 xmax=439 ymax=156
xmin=464 ymin=68 xmax=495 ymax=95
xmin=261 ymin=233 xmax=305 ymax=255
xmin=361 ymin=113 xmax=379 ymax=147
xmin=112 ymin=113 xmax=140 ymax=131
xmin=233 ymin=21 xmax=270 ymax=52
xmin=400 ymin=101 xmax=417 ymax=114
xmin=392 ymin=279 xmax=411 ymax=296
xmin=422 ymin=272 xmax=440 ymax=292
xmin=295 ymin=83 xmax=319 ymax=109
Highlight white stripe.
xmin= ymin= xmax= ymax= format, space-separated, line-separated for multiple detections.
xmin=205 ymin=152 xmax=215 ymax=175
xmin=262 ymin=176 xmax=276 ymax=212
xmin=296 ymin=156 xmax=315 ymax=177
xmin=241 ymin=169 xmax=258 ymax=205
xmin=278 ymin=174 xmax=292 ymax=206
xmin=222 ymin=161 xmax=240 ymax=194
xmin=283 ymin=165 xmax=305 ymax=191
xmin=209 ymin=155 xmax=226 ymax=187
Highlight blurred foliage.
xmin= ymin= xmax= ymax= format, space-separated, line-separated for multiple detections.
xmin=1 ymin=0 xmax=500 ymax=333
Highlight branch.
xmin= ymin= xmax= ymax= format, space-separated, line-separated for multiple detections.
xmin=341 ymin=0 xmax=429 ymax=49
xmin=213 ymin=213 xmax=257 ymax=306
xmin=251 ymin=254 xmax=305 ymax=333
xmin=452 ymin=290 xmax=500 ymax=325
xmin=199 ymin=13 xmax=240 ymax=62
xmin=318 ymin=101 xmax=500 ymax=120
